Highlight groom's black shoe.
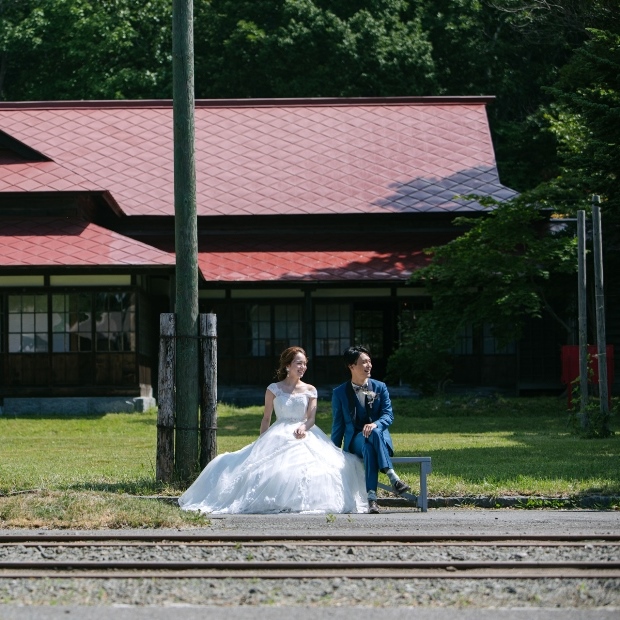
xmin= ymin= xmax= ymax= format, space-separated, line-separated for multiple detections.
xmin=392 ymin=479 xmax=411 ymax=496
xmin=368 ymin=500 xmax=380 ymax=514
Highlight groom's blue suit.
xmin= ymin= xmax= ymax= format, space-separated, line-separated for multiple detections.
xmin=331 ymin=378 xmax=395 ymax=493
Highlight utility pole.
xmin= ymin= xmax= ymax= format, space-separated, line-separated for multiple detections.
xmin=172 ymin=0 xmax=199 ymax=481
xmin=576 ymin=210 xmax=589 ymax=420
xmin=592 ymin=196 xmax=610 ymax=429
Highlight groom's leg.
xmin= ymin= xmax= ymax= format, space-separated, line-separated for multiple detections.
xmin=365 ymin=427 xmax=393 ymax=473
xmin=351 ymin=432 xmax=379 ymax=493
xmin=365 ymin=429 xmax=411 ymax=495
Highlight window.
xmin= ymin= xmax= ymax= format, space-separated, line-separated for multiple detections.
xmin=482 ymin=324 xmax=516 ymax=355
xmin=94 ymin=292 xmax=136 ymax=352
xmin=52 ymin=293 xmax=92 ymax=352
xmin=8 ymin=294 xmax=48 ymax=353
xmin=233 ymin=303 xmax=302 ymax=357
xmin=315 ymin=304 xmax=350 ymax=356
xmin=52 ymin=292 xmax=135 ymax=353
xmin=249 ymin=304 xmax=271 ymax=356
xmin=354 ymin=310 xmax=384 ymax=357
xmin=452 ymin=324 xmax=474 ymax=355
xmin=274 ymin=305 xmax=301 ymax=354
xmin=451 ymin=323 xmax=516 ymax=355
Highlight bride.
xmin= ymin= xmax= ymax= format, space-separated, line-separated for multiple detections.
xmin=178 ymin=346 xmax=368 ymax=514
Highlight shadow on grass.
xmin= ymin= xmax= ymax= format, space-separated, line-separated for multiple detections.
xmin=0 ymin=412 xmax=107 ymax=420
xmin=393 ymin=442 xmax=620 ymax=495
xmin=63 ymin=478 xmax=176 ymax=495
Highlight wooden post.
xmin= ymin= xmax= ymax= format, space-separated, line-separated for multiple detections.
xmin=200 ymin=313 xmax=218 ymax=469
xmin=577 ymin=210 xmax=589 ymax=420
xmin=157 ymin=313 xmax=175 ymax=483
xmin=592 ymin=197 xmax=610 ymax=424
xmin=172 ymin=0 xmax=199 ymax=481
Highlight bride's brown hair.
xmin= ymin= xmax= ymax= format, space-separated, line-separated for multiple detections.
xmin=275 ymin=346 xmax=307 ymax=381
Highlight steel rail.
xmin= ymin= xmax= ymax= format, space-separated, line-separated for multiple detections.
xmin=0 ymin=561 xmax=619 ymax=580
xmin=1 ymin=533 xmax=619 ymax=543
xmin=5 ymin=540 xmax=617 ymax=548
xmin=2 ymin=536 xmax=619 ymax=579
xmin=1 ymin=560 xmax=619 ymax=571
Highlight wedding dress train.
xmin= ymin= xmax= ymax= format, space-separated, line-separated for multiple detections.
xmin=178 ymin=383 xmax=368 ymax=514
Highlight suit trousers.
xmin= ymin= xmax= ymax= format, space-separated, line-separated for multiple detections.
xmin=351 ymin=428 xmax=393 ymax=493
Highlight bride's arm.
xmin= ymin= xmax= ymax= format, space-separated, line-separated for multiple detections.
xmin=260 ymin=389 xmax=275 ymax=435
xmin=294 ymin=395 xmax=317 ymax=438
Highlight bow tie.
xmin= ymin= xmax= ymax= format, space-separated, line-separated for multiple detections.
xmin=353 ymin=383 xmax=369 ymax=393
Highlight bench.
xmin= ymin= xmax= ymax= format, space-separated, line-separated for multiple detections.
xmin=377 ymin=456 xmax=432 ymax=512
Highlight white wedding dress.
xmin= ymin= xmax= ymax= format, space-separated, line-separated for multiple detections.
xmin=178 ymin=383 xmax=368 ymax=514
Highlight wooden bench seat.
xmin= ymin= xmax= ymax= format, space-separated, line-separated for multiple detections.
xmin=377 ymin=456 xmax=432 ymax=512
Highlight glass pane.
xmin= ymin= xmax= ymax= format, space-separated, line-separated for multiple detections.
xmin=78 ymin=312 xmax=92 ymax=333
xmin=52 ymin=295 xmax=66 ymax=312
xmin=8 ymin=314 xmax=21 ymax=333
xmin=122 ymin=312 xmax=136 ymax=331
xmin=51 ymin=312 xmax=66 ymax=333
xmin=8 ymin=334 xmax=21 ymax=352
xmin=21 ymin=296 xmax=35 ymax=313
xmin=78 ymin=293 xmax=91 ymax=313
xmin=97 ymin=313 xmax=110 ymax=332
xmin=108 ymin=312 xmax=123 ymax=331
xmin=95 ymin=293 xmax=108 ymax=313
xmin=315 ymin=304 xmax=350 ymax=356
xmin=21 ymin=334 xmax=35 ymax=353
xmin=35 ymin=312 xmax=47 ymax=332
xmin=53 ymin=333 xmax=68 ymax=352
xmin=22 ymin=314 xmax=35 ymax=332
xmin=35 ymin=295 xmax=47 ymax=313
xmin=108 ymin=333 xmax=122 ymax=351
xmin=8 ymin=296 xmax=21 ymax=313
xmin=35 ymin=334 xmax=49 ymax=352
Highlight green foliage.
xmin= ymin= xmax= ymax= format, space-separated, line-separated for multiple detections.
xmin=388 ymin=196 xmax=577 ymax=392
xmin=0 ymin=0 xmax=173 ymax=100
xmin=386 ymin=310 xmax=456 ymax=395
xmin=541 ymin=28 xmax=620 ymax=244
xmin=195 ymin=0 xmax=437 ymax=98
xmin=568 ymin=374 xmax=616 ymax=439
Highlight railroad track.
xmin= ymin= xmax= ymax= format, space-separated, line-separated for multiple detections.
xmin=1 ymin=533 xmax=619 ymax=580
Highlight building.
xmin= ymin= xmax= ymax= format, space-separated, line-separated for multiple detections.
xmin=1 ymin=96 xmax=567 ymax=414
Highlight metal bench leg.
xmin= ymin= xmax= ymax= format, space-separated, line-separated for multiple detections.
xmin=418 ymin=462 xmax=430 ymax=512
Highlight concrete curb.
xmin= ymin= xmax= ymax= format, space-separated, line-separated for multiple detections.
xmin=379 ymin=495 xmax=620 ymax=509
xmin=143 ymin=495 xmax=620 ymax=509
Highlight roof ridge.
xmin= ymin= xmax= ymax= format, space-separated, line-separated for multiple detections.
xmin=0 ymin=96 xmax=495 ymax=111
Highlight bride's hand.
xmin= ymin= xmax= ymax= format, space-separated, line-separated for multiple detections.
xmin=294 ymin=424 xmax=307 ymax=439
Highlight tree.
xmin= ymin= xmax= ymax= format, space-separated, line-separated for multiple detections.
xmin=0 ymin=0 xmax=173 ymax=100
xmin=542 ymin=28 xmax=620 ymax=243
xmin=194 ymin=0 xmax=437 ymax=98
xmin=387 ymin=196 xmax=578 ymax=393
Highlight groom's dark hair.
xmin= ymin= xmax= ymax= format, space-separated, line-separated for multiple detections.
xmin=343 ymin=345 xmax=371 ymax=368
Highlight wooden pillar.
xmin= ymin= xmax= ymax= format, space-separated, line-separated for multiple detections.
xmin=200 ymin=313 xmax=218 ymax=469
xmin=156 ymin=313 xmax=175 ymax=482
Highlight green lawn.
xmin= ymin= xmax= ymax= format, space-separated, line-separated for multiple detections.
xmin=0 ymin=395 xmax=618 ymax=527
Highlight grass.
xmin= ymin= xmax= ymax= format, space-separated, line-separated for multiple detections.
xmin=0 ymin=394 xmax=618 ymax=527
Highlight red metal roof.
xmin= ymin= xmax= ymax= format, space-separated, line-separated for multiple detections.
xmin=0 ymin=98 xmax=516 ymax=218
xmin=0 ymin=217 xmax=175 ymax=267
xmin=196 ymin=233 xmax=448 ymax=282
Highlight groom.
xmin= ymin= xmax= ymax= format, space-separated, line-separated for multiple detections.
xmin=331 ymin=345 xmax=410 ymax=514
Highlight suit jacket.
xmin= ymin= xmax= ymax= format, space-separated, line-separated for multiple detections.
xmin=331 ymin=378 xmax=394 ymax=455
